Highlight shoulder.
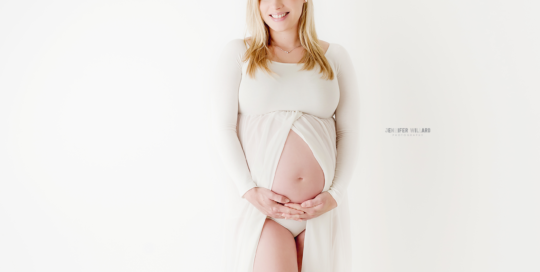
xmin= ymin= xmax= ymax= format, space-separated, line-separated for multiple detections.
xmin=222 ymin=38 xmax=248 ymax=55
xmin=319 ymin=40 xmax=350 ymax=56
xmin=326 ymin=42 xmax=350 ymax=58
xmin=219 ymin=38 xmax=249 ymax=67
xmin=324 ymin=42 xmax=353 ymax=72
xmin=319 ymin=40 xmax=351 ymax=61
xmin=319 ymin=40 xmax=331 ymax=54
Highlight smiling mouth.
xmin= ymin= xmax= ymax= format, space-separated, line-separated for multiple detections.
xmin=270 ymin=12 xmax=289 ymax=18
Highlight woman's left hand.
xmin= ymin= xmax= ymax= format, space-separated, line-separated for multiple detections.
xmin=282 ymin=191 xmax=337 ymax=221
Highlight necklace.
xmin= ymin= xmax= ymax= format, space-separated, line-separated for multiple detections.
xmin=272 ymin=43 xmax=303 ymax=54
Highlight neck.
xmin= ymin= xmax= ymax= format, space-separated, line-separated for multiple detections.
xmin=269 ymin=27 xmax=301 ymax=50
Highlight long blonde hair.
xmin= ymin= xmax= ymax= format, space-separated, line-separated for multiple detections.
xmin=242 ymin=0 xmax=334 ymax=80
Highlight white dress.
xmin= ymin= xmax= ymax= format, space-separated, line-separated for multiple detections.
xmin=210 ymin=39 xmax=360 ymax=272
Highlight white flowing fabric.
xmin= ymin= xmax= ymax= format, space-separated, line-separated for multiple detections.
xmin=210 ymin=39 xmax=360 ymax=272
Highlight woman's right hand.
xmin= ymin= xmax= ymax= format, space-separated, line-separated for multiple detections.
xmin=243 ymin=187 xmax=305 ymax=219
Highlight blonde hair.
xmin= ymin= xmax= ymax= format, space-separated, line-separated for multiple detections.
xmin=242 ymin=0 xmax=334 ymax=80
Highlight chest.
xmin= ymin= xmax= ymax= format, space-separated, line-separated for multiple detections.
xmin=238 ymin=63 xmax=340 ymax=118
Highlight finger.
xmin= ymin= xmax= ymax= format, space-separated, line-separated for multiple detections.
xmin=282 ymin=213 xmax=303 ymax=220
xmin=272 ymin=211 xmax=286 ymax=219
xmin=282 ymin=206 xmax=305 ymax=215
xmin=270 ymin=209 xmax=286 ymax=219
xmin=271 ymin=193 xmax=290 ymax=204
xmin=270 ymin=206 xmax=286 ymax=218
xmin=301 ymin=198 xmax=323 ymax=208
xmin=270 ymin=203 xmax=301 ymax=216
xmin=283 ymin=213 xmax=310 ymax=220
xmin=284 ymin=203 xmax=305 ymax=212
xmin=280 ymin=208 xmax=303 ymax=216
xmin=273 ymin=205 xmax=292 ymax=217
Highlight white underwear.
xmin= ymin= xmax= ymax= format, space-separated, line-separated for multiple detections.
xmin=267 ymin=216 xmax=306 ymax=237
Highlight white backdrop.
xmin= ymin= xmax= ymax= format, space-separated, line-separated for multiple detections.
xmin=1 ymin=0 xmax=539 ymax=272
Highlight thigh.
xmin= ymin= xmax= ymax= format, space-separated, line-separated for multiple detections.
xmin=253 ymin=218 xmax=298 ymax=272
xmin=295 ymin=229 xmax=306 ymax=271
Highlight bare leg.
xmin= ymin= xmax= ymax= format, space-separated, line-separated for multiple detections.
xmin=253 ymin=219 xmax=298 ymax=272
xmin=295 ymin=229 xmax=306 ymax=272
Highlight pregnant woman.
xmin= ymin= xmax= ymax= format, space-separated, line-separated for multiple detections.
xmin=210 ymin=0 xmax=360 ymax=271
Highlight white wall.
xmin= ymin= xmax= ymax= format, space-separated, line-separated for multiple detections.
xmin=1 ymin=0 xmax=538 ymax=271
xmin=343 ymin=1 xmax=540 ymax=271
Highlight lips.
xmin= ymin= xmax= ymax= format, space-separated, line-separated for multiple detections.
xmin=270 ymin=12 xmax=289 ymax=17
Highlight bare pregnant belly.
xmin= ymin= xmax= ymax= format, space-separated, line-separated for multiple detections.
xmin=271 ymin=129 xmax=325 ymax=204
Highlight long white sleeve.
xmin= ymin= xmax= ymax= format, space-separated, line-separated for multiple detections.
xmin=210 ymin=39 xmax=257 ymax=199
xmin=326 ymin=44 xmax=361 ymax=207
